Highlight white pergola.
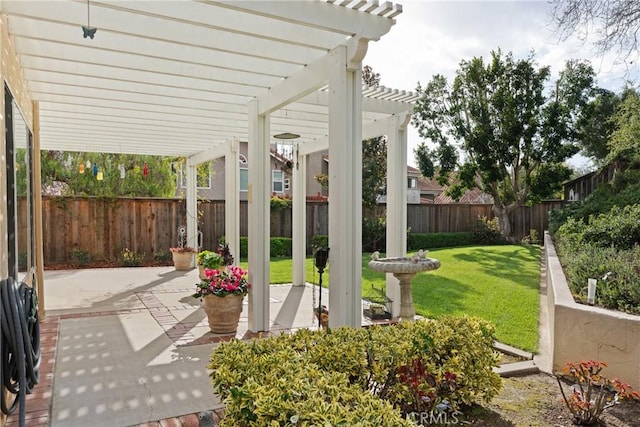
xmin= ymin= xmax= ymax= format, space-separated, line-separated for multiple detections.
xmin=0 ymin=0 xmax=417 ymax=331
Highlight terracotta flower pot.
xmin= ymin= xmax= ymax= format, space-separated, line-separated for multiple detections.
xmin=198 ymin=265 xmax=207 ymax=280
xmin=202 ymin=294 xmax=244 ymax=334
xmin=172 ymin=251 xmax=194 ymax=270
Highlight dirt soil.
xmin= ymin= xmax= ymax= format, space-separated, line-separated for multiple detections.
xmin=462 ymin=373 xmax=640 ymax=427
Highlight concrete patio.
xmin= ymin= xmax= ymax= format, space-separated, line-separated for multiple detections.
xmin=6 ymin=266 xmax=388 ymax=427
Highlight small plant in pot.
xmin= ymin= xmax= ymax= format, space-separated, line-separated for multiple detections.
xmin=197 ymin=250 xmax=223 ymax=280
xmin=169 ymin=246 xmax=197 ymax=270
xmin=193 ymin=265 xmax=251 ymax=334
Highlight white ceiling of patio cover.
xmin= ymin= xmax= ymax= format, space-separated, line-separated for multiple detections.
xmin=2 ymin=0 xmax=417 ymax=157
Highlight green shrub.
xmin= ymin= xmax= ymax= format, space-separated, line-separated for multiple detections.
xmin=270 ymin=195 xmax=292 ymax=210
xmin=239 ymin=237 xmax=248 ymax=258
xmin=209 ymin=316 xmax=501 ymax=424
xmin=549 ymin=169 xmax=640 ymax=234
xmin=471 ymin=216 xmax=505 ymax=245
xmin=520 ymin=229 xmax=540 ymax=245
xmin=120 ymin=248 xmax=144 ymax=267
xmin=153 ymin=250 xmax=172 ymax=263
xmin=311 ymin=234 xmax=328 ymax=250
xmin=236 ymin=237 xmax=292 ymax=258
xmin=407 ymin=232 xmax=475 ymax=250
xmin=556 ymin=204 xmax=640 ymax=250
xmin=555 ymin=241 xmax=640 ymax=314
xmin=197 ymin=250 xmax=222 ymax=269
xmin=582 ymin=205 xmax=640 ymax=249
xmin=72 ymin=249 xmax=91 ymax=265
xmin=270 ymin=237 xmax=292 ymax=257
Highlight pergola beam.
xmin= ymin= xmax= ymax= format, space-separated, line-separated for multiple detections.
xmin=257 ymin=51 xmax=331 ymax=116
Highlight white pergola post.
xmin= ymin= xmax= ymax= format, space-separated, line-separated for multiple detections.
xmin=248 ymin=99 xmax=271 ymax=332
xmin=225 ymin=140 xmax=240 ymax=262
xmin=292 ymin=147 xmax=306 ymax=286
xmin=185 ymin=163 xmax=198 ymax=266
xmin=328 ymin=43 xmax=364 ymax=328
xmin=385 ymin=113 xmax=411 ymax=317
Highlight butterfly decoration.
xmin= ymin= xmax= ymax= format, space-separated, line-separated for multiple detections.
xmin=82 ymin=26 xmax=97 ymax=39
xmin=82 ymin=0 xmax=97 ymax=39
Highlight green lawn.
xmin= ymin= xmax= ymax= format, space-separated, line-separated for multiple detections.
xmin=241 ymin=244 xmax=541 ymax=352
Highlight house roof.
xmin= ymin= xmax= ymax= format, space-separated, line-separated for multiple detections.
xmin=2 ymin=0 xmax=417 ymax=158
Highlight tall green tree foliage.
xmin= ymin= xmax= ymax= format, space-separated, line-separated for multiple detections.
xmin=412 ymin=50 xmax=595 ymax=239
xmin=608 ymin=88 xmax=640 ymax=163
xmin=361 ymin=65 xmax=387 ymax=211
xmin=575 ymin=88 xmax=619 ymax=165
xmin=38 ymin=151 xmax=177 ymax=197
xmin=361 ymin=65 xmax=388 ymax=251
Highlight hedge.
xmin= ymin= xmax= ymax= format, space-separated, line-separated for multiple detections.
xmin=209 ymin=316 xmax=502 ymax=425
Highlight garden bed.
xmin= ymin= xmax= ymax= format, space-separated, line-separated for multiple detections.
xmin=545 ymin=232 xmax=640 ymax=390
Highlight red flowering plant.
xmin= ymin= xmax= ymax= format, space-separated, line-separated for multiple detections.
xmin=193 ymin=265 xmax=251 ymax=299
xmin=556 ymin=360 xmax=640 ymax=425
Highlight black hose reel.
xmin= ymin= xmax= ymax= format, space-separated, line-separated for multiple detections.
xmin=0 ymin=277 xmax=41 ymax=427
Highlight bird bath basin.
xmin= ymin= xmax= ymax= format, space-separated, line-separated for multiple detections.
xmin=368 ymin=251 xmax=441 ymax=321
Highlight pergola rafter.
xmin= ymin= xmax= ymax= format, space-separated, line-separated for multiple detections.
xmin=0 ymin=0 xmax=416 ymax=331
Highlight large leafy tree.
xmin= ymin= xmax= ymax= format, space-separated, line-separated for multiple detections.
xmin=361 ymin=65 xmax=387 ymax=211
xmin=412 ymin=50 xmax=596 ymax=239
xmin=36 ymin=151 xmax=177 ymax=197
xmin=607 ymin=88 xmax=640 ymax=163
xmin=575 ymin=88 xmax=619 ymax=165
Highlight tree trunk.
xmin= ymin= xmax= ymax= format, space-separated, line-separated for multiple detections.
xmin=492 ymin=205 xmax=514 ymax=242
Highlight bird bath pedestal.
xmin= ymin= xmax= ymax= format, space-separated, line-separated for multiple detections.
xmin=368 ymin=251 xmax=441 ymax=321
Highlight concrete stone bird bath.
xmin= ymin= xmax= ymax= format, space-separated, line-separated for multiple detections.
xmin=368 ymin=251 xmax=441 ymax=321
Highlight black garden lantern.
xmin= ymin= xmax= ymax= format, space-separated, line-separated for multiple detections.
xmin=314 ymin=247 xmax=329 ymax=328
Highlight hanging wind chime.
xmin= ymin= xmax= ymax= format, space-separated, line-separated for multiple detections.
xmin=82 ymin=0 xmax=97 ymax=39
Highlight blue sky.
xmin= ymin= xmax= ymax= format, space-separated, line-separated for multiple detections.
xmin=365 ymin=0 xmax=636 ymax=169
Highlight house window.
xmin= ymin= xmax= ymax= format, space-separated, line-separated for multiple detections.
xmin=272 ymin=170 xmax=284 ymax=193
xmin=239 ymin=154 xmax=248 ymax=164
xmin=408 ymin=177 xmax=417 ymax=189
xmin=178 ymin=161 xmax=212 ymax=189
xmin=284 ymin=178 xmax=290 ymax=191
xmin=240 ymin=168 xmax=248 ymax=192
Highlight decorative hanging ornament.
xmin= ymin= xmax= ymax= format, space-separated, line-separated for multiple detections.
xmin=118 ymin=164 xmax=125 ymax=179
xmin=82 ymin=0 xmax=97 ymax=39
xmin=86 ymin=160 xmax=92 ymax=169
xmin=143 ymin=162 xmax=149 ymax=177
xmin=93 ymin=162 xmax=98 ymax=176
xmin=79 ymin=163 xmax=85 ymax=174
xmin=96 ymin=171 xmax=104 ymax=181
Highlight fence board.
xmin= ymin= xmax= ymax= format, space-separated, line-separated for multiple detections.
xmin=18 ymin=197 xmax=566 ymax=265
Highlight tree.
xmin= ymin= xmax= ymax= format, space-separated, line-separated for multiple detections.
xmin=361 ymin=65 xmax=387 ymax=211
xmin=37 ymin=151 xmax=177 ymax=197
xmin=575 ymin=88 xmax=619 ymax=165
xmin=552 ymin=0 xmax=640 ymax=65
xmin=607 ymin=88 xmax=640 ymax=162
xmin=412 ymin=50 xmax=596 ymax=239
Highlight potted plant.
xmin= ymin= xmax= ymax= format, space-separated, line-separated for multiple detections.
xmin=169 ymin=246 xmax=197 ymax=270
xmin=193 ymin=265 xmax=251 ymax=333
xmin=197 ymin=250 xmax=223 ymax=280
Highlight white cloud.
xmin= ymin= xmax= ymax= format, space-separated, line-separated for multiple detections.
xmin=365 ymin=0 xmax=636 ymax=168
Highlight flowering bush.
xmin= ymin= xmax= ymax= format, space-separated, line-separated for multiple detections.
xmin=556 ymin=360 xmax=640 ymax=425
xmin=193 ymin=266 xmax=251 ymax=299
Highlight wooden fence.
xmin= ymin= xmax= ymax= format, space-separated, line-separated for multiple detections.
xmin=18 ymin=197 xmax=565 ymax=264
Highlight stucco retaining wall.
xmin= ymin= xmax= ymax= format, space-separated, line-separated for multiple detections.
xmin=545 ymin=232 xmax=640 ymax=389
